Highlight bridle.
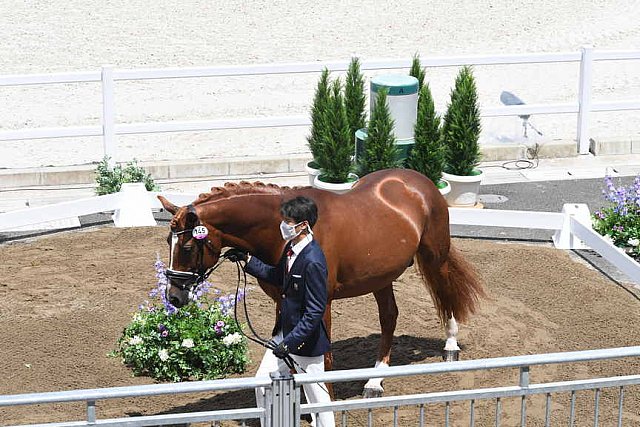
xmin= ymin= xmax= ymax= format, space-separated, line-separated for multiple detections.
xmin=165 ymin=206 xmax=222 ymax=293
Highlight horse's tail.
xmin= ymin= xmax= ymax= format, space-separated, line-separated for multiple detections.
xmin=416 ymin=243 xmax=485 ymax=324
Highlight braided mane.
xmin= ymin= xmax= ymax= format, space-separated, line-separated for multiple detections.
xmin=192 ymin=181 xmax=299 ymax=206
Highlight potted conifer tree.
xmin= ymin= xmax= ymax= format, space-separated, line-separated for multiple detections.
xmin=313 ymin=79 xmax=358 ymax=194
xmin=407 ymin=82 xmax=449 ymax=196
xmin=441 ymin=66 xmax=483 ymax=207
xmin=407 ymin=55 xmax=449 ymax=195
xmin=306 ymin=68 xmax=331 ymax=185
xmin=409 ymin=53 xmax=426 ymax=90
xmin=357 ymin=88 xmax=400 ymax=176
xmin=345 ymin=57 xmax=367 ymax=141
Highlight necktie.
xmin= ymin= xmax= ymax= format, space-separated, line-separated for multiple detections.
xmin=286 ymin=248 xmax=293 ymax=273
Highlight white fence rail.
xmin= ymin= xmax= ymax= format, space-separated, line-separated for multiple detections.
xmin=1 ymin=346 xmax=639 ymax=426
xmin=1 ymin=47 xmax=640 ymax=163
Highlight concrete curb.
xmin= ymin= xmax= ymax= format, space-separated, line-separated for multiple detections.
xmin=0 ymin=154 xmax=312 ymax=189
xmin=0 ymin=141 xmax=583 ymax=190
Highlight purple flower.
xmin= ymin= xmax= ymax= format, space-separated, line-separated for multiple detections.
xmin=161 ymin=330 xmax=169 ymax=338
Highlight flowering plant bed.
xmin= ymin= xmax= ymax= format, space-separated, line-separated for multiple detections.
xmin=112 ymin=256 xmax=249 ymax=382
xmin=592 ymin=175 xmax=640 ymax=261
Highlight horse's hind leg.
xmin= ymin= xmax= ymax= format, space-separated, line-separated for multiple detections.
xmin=363 ymin=284 xmax=397 ymax=398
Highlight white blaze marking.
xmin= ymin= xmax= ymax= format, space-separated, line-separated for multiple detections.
xmin=169 ymin=233 xmax=178 ymax=270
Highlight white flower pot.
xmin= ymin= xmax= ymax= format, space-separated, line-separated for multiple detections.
xmin=313 ymin=173 xmax=359 ymax=194
xmin=442 ymin=170 xmax=483 ymax=207
xmin=438 ymin=179 xmax=451 ymax=197
xmin=305 ymin=161 xmax=321 ymax=187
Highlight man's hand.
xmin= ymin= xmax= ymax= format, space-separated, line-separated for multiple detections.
xmin=223 ymin=248 xmax=248 ymax=262
xmin=268 ymin=340 xmax=290 ymax=360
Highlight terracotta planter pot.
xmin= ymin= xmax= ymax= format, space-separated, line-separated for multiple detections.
xmin=442 ymin=170 xmax=483 ymax=207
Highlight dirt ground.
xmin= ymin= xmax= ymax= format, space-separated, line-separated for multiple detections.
xmin=1 ymin=226 xmax=639 ymax=426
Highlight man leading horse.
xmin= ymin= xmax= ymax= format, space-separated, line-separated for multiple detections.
xmin=226 ymin=195 xmax=334 ymax=427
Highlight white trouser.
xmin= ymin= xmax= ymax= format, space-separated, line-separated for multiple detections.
xmin=255 ymin=334 xmax=335 ymax=427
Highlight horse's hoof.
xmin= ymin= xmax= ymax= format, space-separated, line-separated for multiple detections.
xmin=443 ymin=350 xmax=460 ymax=362
xmin=362 ymin=387 xmax=384 ymax=398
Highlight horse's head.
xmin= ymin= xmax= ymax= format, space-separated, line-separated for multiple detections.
xmin=158 ymin=196 xmax=222 ymax=308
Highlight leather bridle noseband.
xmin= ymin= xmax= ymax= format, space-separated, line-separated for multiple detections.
xmin=165 ymin=207 xmax=222 ymax=292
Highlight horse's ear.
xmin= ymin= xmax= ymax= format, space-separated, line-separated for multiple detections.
xmin=158 ymin=196 xmax=179 ymax=215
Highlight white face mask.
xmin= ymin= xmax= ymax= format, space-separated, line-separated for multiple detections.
xmin=280 ymin=220 xmax=305 ymax=241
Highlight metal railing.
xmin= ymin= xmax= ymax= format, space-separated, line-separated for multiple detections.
xmin=1 ymin=47 xmax=640 ymax=165
xmin=293 ymin=346 xmax=640 ymax=427
xmin=2 ymin=346 xmax=639 ymax=426
xmin=0 ymin=376 xmax=270 ymax=427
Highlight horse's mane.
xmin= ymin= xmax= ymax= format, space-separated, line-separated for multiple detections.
xmin=192 ymin=181 xmax=302 ymax=206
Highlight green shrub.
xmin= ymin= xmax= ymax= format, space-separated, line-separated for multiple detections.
xmin=307 ymin=68 xmax=332 ymax=168
xmin=408 ymin=83 xmax=444 ymax=186
xmin=442 ymin=66 xmax=482 ymax=176
xmin=316 ymin=79 xmax=354 ymax=183
xmin=359 ymin=88 xmax=399 ymax=175
xmin=345 ymin=57 xmax=367 ymax=138
xmin=410 ymin=54 xmax=426 ymax=90
xmin=95 ymin=157 xmax=159 ymax=195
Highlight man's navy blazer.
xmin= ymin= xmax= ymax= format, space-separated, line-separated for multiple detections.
xmin=245 ymin=239 xmax=330 ymax=357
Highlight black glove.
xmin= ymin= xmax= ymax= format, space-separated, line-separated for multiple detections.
xmin=223 ymin=248 xmax=248 ymax=262
xmin=269 ymin=340 xmax=290 ymax=360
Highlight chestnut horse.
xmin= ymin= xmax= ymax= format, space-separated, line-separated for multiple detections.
xmin=158 ymin=168 xmax=484 ymax=397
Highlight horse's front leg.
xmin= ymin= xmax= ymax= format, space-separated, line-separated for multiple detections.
xmin=363 ymin=284 xmax=397 ymax=398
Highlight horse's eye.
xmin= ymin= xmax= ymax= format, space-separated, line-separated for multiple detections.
xmin=183 ymin=245 xmax=193 ymax=253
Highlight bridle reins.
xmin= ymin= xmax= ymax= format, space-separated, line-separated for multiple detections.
xmin=164 ymin=207 xmax=309 ymax=372
xmin=167 ymin=234 xmax=296 ymax=369
xmin=166 ymin=230 xmax=334 ymax=402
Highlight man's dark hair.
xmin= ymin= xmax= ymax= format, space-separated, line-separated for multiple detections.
xmin=280 ymin=196 xmax=318 ymax=228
